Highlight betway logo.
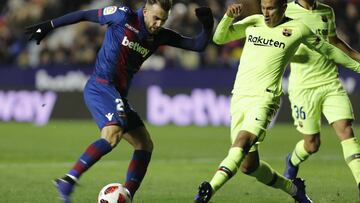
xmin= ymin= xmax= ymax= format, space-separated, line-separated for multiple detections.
xmin=146 ymin=85 xmax=280 ymax=127
xmin=248 ymin=35 xmax=285 ymax=49
xmin=147 ymin=86 xmax=230 ymax=126
xmin=122 ymin=36 xmax=149 ymax=57
xmin=0 ymin=90 xmax=57 ymax=126
xmin=36 ymin=69 xmax=89 ymax=92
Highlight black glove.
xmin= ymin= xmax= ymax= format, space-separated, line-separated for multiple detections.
xmin=25 ymin=20 xmax=53 ymax=45
xmin=195 ymin=7 xmax=214 ymax=30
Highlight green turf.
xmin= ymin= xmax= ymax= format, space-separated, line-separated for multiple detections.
xmin=0 ymin=120 xmax=359 ymax=202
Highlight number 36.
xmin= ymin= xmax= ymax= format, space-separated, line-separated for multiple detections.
xmin=294 ymin=105 xmax=306 ymax=120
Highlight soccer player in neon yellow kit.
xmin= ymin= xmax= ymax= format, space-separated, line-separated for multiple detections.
xmin=194 ymin=0 xmax=360 ymax=202
xmin=283 ymin=0 xmax=360 ymax=198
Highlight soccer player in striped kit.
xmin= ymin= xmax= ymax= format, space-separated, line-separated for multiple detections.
xmin=25 ymin=1 xmax=214 ymax=202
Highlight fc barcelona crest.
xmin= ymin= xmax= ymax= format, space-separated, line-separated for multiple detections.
xmin=282 ymin=28 xmax=292 ymax=37
xmin=321 ymin=16 xmax=328 ymax=22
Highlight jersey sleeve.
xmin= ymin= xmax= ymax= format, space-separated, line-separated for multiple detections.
xmin=301 ymin=24 xmax=360 ymax=73
xmin=157 ymin=28 xmax=211 ymax=51
xmin=328 ymin=7 xmax=336 ymax=37
xmin=213 ymin=14 xmax=257 ymax=44
xmin=52 ymin=9 xmax=99 ymax=28
xmin=98 ymin=6 xmax=128 ymax=26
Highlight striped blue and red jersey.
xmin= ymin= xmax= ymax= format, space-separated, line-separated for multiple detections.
xmin=52 ymin=5 xmax=212 ymax=96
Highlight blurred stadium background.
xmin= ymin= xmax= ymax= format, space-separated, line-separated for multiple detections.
xmin=0 ymin=0 xmax=360 ymax=202
xmin=0 ymin=0 xmax=359 ymax=126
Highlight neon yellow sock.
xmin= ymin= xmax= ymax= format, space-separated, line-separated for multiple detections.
xmin=290 ymin=140 xmax=310 ymax=166
xmin=341 ymin=137 xmax=360 ymax=185
xmin=209 ymin=147 xmax=244 ymax=192
xmin=249 ymin=160 xmax=297 ymax=196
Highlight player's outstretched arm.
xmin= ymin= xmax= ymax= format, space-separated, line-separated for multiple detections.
xmin=159 ymin=7 xmax=214 ymax=51
xmin=303 ymin=31 xmax=360 ymax=73
xmin=25 ymin=9 xmax=99 ymax=45
xmin=213 ymin=4 xmax=248 ymax=45
xmin=329 ymin=36 xmax=360 ymax=61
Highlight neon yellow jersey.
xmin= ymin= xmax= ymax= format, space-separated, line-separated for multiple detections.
xmin=213 ymin=14 xmax=360 ymax=96
xmin=286 ymin=1 xmax=339 ymax=89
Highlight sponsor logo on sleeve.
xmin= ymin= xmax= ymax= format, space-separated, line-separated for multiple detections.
xmin=103 ymin=6 xmax=117 ymax=16
xmin=118 ymin=6 xmax=128 ymax=12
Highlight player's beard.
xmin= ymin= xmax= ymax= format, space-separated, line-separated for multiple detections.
xmin=150 ymin=26 xmax=160 ymax=34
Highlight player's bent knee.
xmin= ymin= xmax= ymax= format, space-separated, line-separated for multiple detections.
xmin=101 ymin=126 xmax=124 ymax=147
xmin=333 ymin=120 xmax=354 ymax=140
xmin=337 ymin=126 xmax=354 ymax=140
xmin=131 ymin=138 xmax=153 ymax=151
xmin=126 ymin=135 xmax=154 ymax=151
xmin=240 ymin=164 xmax=257 ymax=174
xmin=240 ymin=159 xmax=259 ymax=174
xmin=232 ymin=132 xmax=257 ymax=152
xmin=305 ymin=142 xmax=320 ymax=154
xmin=102 ymin=133 xmax=123 ymax=148
xmin=136 ymin=138 xmax=154 ymax=151
xmin=304 ymin=134 xmax=320 ymax=154
xmin=308 ymin=146 xmax=319 ymax=154
xmin=147 ymin=139 xmax=154 ymax=151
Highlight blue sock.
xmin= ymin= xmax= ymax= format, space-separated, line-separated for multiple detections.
xmin=124 ymin=150 xmax=152 ymax=197
xmin=68 ymin=138 xmax=112 ymax=179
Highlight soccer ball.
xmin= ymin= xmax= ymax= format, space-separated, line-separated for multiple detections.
xmin=98 ymin=183 xmax=131 ymax=203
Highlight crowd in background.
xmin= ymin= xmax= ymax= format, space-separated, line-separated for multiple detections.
xmin=0 ymin=0 xmax=359 ymax=70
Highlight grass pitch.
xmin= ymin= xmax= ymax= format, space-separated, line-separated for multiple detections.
xmin=0 ymin=120 xmax=359 ymax=203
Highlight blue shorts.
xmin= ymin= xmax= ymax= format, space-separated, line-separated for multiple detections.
xmin=84 ymin=75 xmax=144 ymax=132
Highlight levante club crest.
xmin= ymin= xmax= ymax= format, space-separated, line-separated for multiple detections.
xmin=282 ymin=28 xmax=292 ymax=37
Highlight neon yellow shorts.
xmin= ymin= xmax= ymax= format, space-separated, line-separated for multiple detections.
xmin=230 ymin=92 xmax=280 ymax=151
xmin=288 ymin=81 xmax=354 ymax=135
